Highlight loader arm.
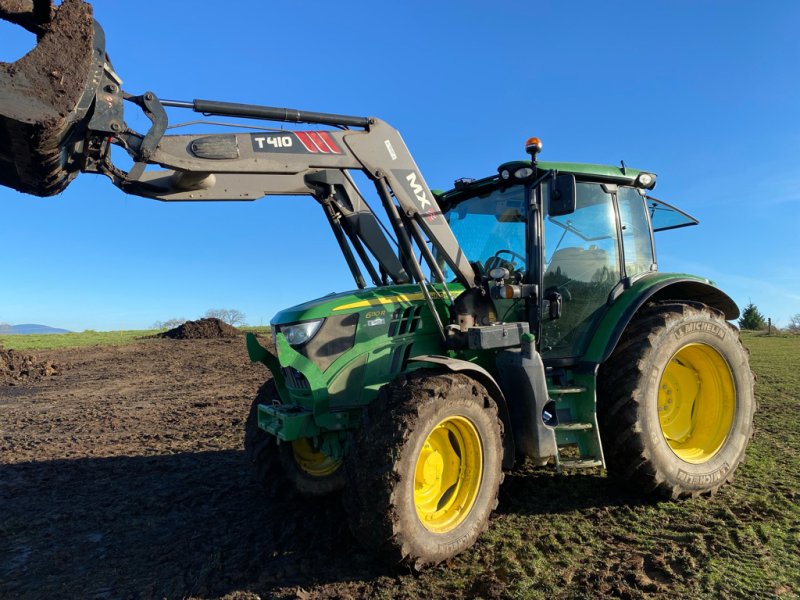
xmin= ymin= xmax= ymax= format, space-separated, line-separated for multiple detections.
xmin=101 ymin=96 xmax=476 ymax=290
xmin=0 ymin=0 xmax=479 ymax=340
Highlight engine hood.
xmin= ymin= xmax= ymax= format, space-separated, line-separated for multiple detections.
xmin=271 ymin=283 xmax=464 ymax=325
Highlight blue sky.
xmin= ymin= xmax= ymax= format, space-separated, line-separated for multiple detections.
xmin=1 ymin=1 xmax=798 ymax=331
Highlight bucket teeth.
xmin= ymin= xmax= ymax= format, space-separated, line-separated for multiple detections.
xmin=0 ymin=0 xmax=99 ymax=196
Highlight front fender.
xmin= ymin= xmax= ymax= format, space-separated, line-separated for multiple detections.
xmin=583 ymin=273 xmax=739 ymax=365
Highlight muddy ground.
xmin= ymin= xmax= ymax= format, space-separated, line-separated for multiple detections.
xmin=0 ymin=338 xmax=386 ymax=600
xmin=1 ymin=336 xmax=797 ymax=599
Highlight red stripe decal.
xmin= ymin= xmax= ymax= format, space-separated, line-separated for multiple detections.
xmin=295 ymin=131 xmax=317 ymax=153
xmin=306 ymin=131 xmax=330 ymax=154
xmin=306 ymin=131 xmax=329 ymax=153
xmin=318 ymin=131 xmax=341 ymax=154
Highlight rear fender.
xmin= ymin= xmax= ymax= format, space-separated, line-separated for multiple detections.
xmin=410 ymin=355 xmax=515 ymax=469
xmin=583 ymin=274 xmax=739 ymax=365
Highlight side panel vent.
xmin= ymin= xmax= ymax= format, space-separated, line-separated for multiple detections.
xmin=389 ymin=306 xmax=423 ymax=337
xmin=390 ymin=343 xmax=414 ymax=373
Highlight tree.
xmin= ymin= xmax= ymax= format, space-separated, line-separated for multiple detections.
xmin=738 ymin=302 xmax=766 ymax=330
xmin=788 ymin=313 xmax=800 ymax=332
xmin=204 ymin=308 xmax=246 ymax=326
xmin=152 ymin=318 xmax=187 ymax=330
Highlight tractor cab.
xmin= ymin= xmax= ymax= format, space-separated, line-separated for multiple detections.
xmin=436 ymin=155 xmax=700 ymax=362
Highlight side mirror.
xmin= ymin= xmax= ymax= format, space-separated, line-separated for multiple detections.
xmin=549 ymin=174 xmax=576 ymax=216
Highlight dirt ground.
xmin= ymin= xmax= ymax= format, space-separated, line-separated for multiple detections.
xmin=0 ymin=338 xmax=378 ymax=599
xmin=1 ymin=337 xmax=797 ymax=599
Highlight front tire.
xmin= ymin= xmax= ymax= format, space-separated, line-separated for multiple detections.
xmin=343 ymin=372 xmax=504 ymax=568
xmin=598 ymin=302 xmax=756 ymax=498
xmin=244 ymin=380 xmax=344 ymax=496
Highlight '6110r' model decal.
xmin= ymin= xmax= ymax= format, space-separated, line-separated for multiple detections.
xmin=250 ymin=131 xmax=343 ymax=154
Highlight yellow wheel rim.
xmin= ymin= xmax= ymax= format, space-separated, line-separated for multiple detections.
xmin=658 ymin=343 xmax=736 ymax=463
xmin=414 ymin=416 xmax=483 ymax=534
xmin=291 ymin=438 xmax=341 ymax=477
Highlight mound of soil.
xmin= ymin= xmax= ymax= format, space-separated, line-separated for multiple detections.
xmin=0 ymin=348 xmax=61 ymax=386
xmin=155 ymin=318 xmax=243 ymax=340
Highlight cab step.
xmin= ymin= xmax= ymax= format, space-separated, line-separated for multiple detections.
xmin=547 ymin=386 xmax=587 ymax=396
xmin=558 ymin=459 xmax=603 ymax=470
xmin=554 ymin=422 xmax=593 ymax=431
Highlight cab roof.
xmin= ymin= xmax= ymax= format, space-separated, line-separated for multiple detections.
xmin=434 ymin=160 xmax=698 ymax=233
xmin=434 ymin=161 xmax=649 ymax=206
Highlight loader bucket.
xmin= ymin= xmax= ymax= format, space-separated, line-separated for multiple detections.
xmin=0 ymin=0 xmax=101 ymax=196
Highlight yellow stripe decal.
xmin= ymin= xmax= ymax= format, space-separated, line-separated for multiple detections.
xmin=333 ymin=292 xmax=427 ymax=311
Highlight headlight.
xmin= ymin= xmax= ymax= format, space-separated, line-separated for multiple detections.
xmin=635 ymin=172 xmax=657 ymax=189
xmin=514 ymin=167 xmax=534 ymax=179
xmin=280 ymin=319 xmax=324 ymax=346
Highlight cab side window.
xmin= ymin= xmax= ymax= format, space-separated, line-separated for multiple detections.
xmin=618 ymin=186 xmax=655 ymax=278
xmin=541 ymin=183 xmax=621 ymax=358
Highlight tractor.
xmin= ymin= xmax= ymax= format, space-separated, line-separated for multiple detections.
xmin=0 ymin=0 xmax=755 ymax=569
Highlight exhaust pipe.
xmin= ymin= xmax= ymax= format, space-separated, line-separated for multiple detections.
xmin=0 ymin=0 xmax=102 ymax=196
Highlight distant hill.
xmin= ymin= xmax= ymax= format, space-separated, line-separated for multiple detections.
xmin=0 ymin=324 xmax=71 ymax=335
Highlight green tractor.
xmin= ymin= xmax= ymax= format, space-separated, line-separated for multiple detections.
xmin=1 ymin=0 xmax=755 ymax=569
xmin=243 ymin=144 xmax=755 ymax=567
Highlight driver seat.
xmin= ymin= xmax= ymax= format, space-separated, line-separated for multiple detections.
xmin=546 ymin=245 xmax=609 ymax=283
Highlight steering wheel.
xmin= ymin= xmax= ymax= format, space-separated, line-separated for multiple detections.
xmin=484 ymin=249 xmax=525 ymax=274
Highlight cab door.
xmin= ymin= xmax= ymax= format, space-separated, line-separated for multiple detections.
xmin=540 ymin=182 xmax=622 ymax=359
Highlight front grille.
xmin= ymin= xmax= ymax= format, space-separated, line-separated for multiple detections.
xmin=282 ymin=367 xmax=310 ymax=389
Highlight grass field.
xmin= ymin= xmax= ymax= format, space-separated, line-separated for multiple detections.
xmin=0 ymin=326 xmax=272 ymax=351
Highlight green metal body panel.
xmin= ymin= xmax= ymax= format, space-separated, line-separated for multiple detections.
xmin=581 ymin=272 xmax=731 ymax=364
xmin=248 ymin=284 xmax=468 ymax=454
xmin=270 ymin=284 xmax=459 ymax=323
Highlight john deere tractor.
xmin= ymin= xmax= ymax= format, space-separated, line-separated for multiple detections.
xmin=1 ymin=0 xmax=754 ymax=569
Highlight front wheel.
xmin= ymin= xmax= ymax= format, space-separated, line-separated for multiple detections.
xmin=343 ymin=372 xmax=504 ymax=568
xmin=598 ymin=302 xmax=756 ymax=498
xmin=244 ymin=380 xmax=344 ymax=496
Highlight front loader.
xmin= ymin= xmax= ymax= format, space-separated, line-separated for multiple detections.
xmin=1 ymin=0 xmax=755 ymax=568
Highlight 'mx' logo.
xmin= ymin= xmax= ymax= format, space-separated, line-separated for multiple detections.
xmin=405 ymin=172 xmax=432 ymax=210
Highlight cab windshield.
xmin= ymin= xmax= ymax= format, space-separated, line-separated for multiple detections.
xmin=440 ymin=185 xmax=528 ymax=280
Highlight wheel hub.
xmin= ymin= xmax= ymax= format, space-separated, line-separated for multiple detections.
xmin=658 ymin=343 xmax=736 ymax=463
xmin=416 ymin=443 xmax=445 ymax=487
xmin=414 ymin=416 xmax=483 ymax=534
xmin=658 ymin=361 xmax=700 ymax=443
xmin=292 ymin=437 xmax=341 ymax=477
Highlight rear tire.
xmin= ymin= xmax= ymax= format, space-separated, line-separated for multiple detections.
xmin=598 ymin=302 xmax=756 ymax=498
xmin=343 ymin=372 xmax=504 ymax=568
xmin=244 ymin=380 xmax=344 ymax=496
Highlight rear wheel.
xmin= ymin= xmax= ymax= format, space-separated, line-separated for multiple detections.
xmin=343 ymin=372 xmax=504 ymax=568
xmin=244 ymin=380 xmax=344 ymax=496
xmin=598 ymin=302 xmax=755 ymax=498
